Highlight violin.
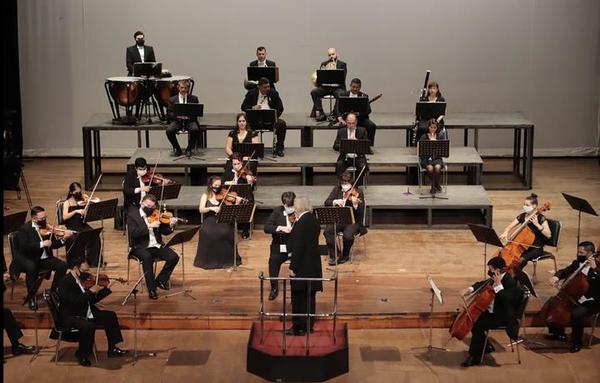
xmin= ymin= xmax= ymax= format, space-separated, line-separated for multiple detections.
xmin=80 ymin=272 xmax=126 ymax=289
xmin=343 ymin=187 xmax=362 ymax=204
xmin=287 ymin=211 xmax=297 ymax=223
xmin=39 ymin=224 xmax=75 ymax=239
xmin=215 ymin=188 xmax=240 ymax=206
xmin=142 ymin=172 xmax=174 ymax=186
xmin=236 ymin=167 xmax=256 ymax=184
xmin=147 ymin=208 xmax=187 ymax=225
xmin=449 ymin=278 xmax=496 ymax=340
xmin=75 ymin=194 xmax=101 ymax=206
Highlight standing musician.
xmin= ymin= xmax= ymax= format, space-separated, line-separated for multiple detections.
xmin=58 ymin=257 xmax=127 ymax=366
xmin=415 ymin=81 xmax=446 ymax=142
xmin=264 ymin=191 xmax=296 ymax=300
xmin=419 ymin=119 xmax=448 ymax=194
xmin=241 ymin=77 xmax=287 ymax=157
xmin=16 ymin=206 xmax=72 ymax=310
xmin=126 ymin=194 xmax=180 ymax=300
xmin=323 ymin=172 xmax=367 ymax=266
xmin=546 ymin=241 xmax=599 ymax=352
xmin=165 ymin=80 xmax=201 ymax=157
xmin=499 ymin=193 xmax=551 ymax=270
xmin=311 ymin=48 xmax=347 ymax=121
xmin=459 ymin=257 xmax=523 ymax=367
xmin=123 ymin=157 xmax=151 ymax=211
xmin=126 ymin=30 xmax=156 ymax=76
xmin=337 ymin=78 xmax=377 ymax=150
xmin=333 ymin=112 xmax=369 ymax=179
xmin=62 ymin=182 xmax=102 ymax=267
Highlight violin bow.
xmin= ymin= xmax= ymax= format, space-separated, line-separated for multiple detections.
xmin=342 ymin=166 xmax=367 ymax=206
xmin=83 ymin=173 xmax=102 ymax=222
xmin=148 ymin=151 xmax=161 ymax=186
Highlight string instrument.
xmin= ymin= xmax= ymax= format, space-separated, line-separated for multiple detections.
xmin=215 ymin=188 xmax=240 ymax=206
xmin=236 ymin=166 xmax=256 ymax=184
xmin=449 ymin=279 xmax=496 ymax=340
xmin=341 ymin=166 xmax=366 ymax=206
xmin=81 ymin=174 xmax=102 ymax=220
xmin=39 ymin=224 xmax=74 ymax=239
xmin=494 ymin=202 xmax=551 ymax=273
xmin=141 ymin=172 xmax=174 ymax=186
xmin=75 ymin=194 xmax=100 ymax=207
xmin=287 ymin=212 xmax=297 ymax=223
xmin=80 ymin=272 xmax=126 ymax=289
xmin=147 ymin=208 xmax=187 ymax=225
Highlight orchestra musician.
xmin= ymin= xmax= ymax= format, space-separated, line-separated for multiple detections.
xmin=546 ymin=241 xmax=600 ymax=353
xmin=165 ymin=79 xmax=201 ymax=157
xmin=16 ymin=206 xmax=72 ymax=310
xmin=222 ymin=152 xmax=256 ymax=239
xmin=415 ymin=81 xmax=446 ymax=142
xmin=499 ymin=193 xmax=551 ymax=270
xmin=241 ymin=77 xmax=287 ymax=157
xmin=323 ymin=172 xmax=367 ymax=266
xmin=263 ymin=191 xmax=296 ymax=300
xmin=337 ymin=78 xmax=377 ymax=150
xmin=57 ymin=257 xmax=127 ymax=366
xmin=62 ymin=182 xmax=102 ymax=267
xmin=249 ymin=46 xmax=276 ymax=88
xmin=333 ymin=112 xmax=369 ymax=180
xmin=225 ymin=113 xmax=260 ymax=158
xmin=311 ymin=48 xmax=347 ymax=122
xmin=126 ymin=194 xmax=180 ymax=300
xmin=419 ymin=119 xmax=448 ymax=194
xmin=459 ymin=257 xmax=523 ymax=367
xmin=126 ymin=30 xmax=156 ymax=76
xmin=123 ymin=157 xmax=151 ymax=211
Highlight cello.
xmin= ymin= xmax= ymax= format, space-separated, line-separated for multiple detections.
xmin=449 ymin=278 xmax=496 ymax=340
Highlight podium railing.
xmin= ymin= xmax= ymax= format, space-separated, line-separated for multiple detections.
xmin=258 ymin=271 xmax=339 ymax=355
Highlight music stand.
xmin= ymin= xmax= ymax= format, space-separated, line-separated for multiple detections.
xmin=337 ymin=96 xmax=368 ymax=118
xmin=340 ymin=139 xmax=370 ymax=182
xmin=410 ymin=274 xmax=447 ymax=355
xmin=173 ymin=103 xmax=205 ymax=161
xmin=217 ymin=203 xmax=256 ymax=272
xmin=316 ymin=69 xmax=345 ymax=88
xmin=164 ymin=226 xmax=201 ymax=300
xmin=134 ymin=62 xmax=162 ymax=123
xmin=415 ymin=102 xmax=446 ymax=121
xmin=468 ymin=224 xmax=504 ymax=279
xmin=83 ymin=198 xmax=118 ymax=272
xmin=121 ymin=273 xmax=148 ymax=365
xmin=245 ymin=109 xmax=278 ymax=157
xmin=229 ymin=184 xmax=254 ymax=202
xmin=66 ymin=227 xmax=103 ymax=263
xmin=562 ymin=193 xmax=598 ymax=247
xmin=3 ymin=210 xmax=28 ymax=235
xmin=232 ymin=142 xmax=265 ymax=160
xmin=247 ymin=66 xmax=279 ymax=84
xmin=418 ymin=139 xmax=450 ymax=200
xmin=314 ymin=206 xmax=355 ymax=272
xmin=148 ymin=183 xmax=182 ymax=201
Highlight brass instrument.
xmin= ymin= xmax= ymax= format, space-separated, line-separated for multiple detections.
xmin=310 ymin=60 xmax=337 ymax=86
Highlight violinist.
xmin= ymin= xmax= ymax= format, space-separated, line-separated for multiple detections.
xmin=419 ymin=119 xmax=448 ymax=194
xmin=62 ymin=182 xmax=101 ymax=267
xmin=16 ymin=206 xmax=72 ymax=310
xmin=459 ymin=257 xmax=523 ymax=367
xmin=123 ymin=157 xmax=151 ymax=211
xmin=126 ymin=194 xmax=180 ymax=300
xmin=546 ymin=241 xmax=599 ymax=353
xmin=57 ymin=257 xmax=127 ymax=366
xmin=323 ymin=172 xmax=367 ymax=266
xmin=222 ymin=152 xmax=256 ymax=239
xmin=194 ymin=176 xmax=242 ymax=269
xmin=333 ymin=112 xmax=369 ymax=181
xmin=499 ymin=193 xmax=551 ymax=270
xmin=263 ymin=191 xmax=296 ymax=300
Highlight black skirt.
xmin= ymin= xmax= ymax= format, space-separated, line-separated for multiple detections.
xmin=194 ymin=214 xmax=241 ymax=269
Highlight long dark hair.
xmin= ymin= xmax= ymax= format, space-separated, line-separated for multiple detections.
xmin=67 ymin=182 xmax=83 ymax=200
xmin=428 ymin=81 xmax=442 ymax=99
xmin=235 ymin=112 xmax=249 ymax=133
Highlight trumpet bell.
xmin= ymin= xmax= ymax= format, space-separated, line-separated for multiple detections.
xmin=310 ymin=71 xmax=317 ymax=86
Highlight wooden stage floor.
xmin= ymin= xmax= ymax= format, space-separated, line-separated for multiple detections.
xmin=3 ymin=158 xmax=600 ymax=330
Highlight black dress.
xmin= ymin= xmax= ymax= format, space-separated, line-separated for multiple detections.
xmin=63 ymin=201 xmax=101 ymax=267
xmin=194 ymin=199 xmax=241 ymax=269
xmin=227 ymin=129 xmax=258 ymax=174
xmin=516 ymin=212 xmax=547 ymax=267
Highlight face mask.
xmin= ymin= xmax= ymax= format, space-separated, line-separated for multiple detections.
xmin=136 ymin=39 xmax=145 ymax=46
xmin=212 ymin=186 xmax=222 ymax=194
xmin=577 ymin=255 xmax=588 ymax=263
xmin=73 ymin=192 xmax=83 ymax=200
xmin=341 ymin=184 xmax=351 ymax=192
xmin=233 ymin=164 xmax=242 ymax=171
xmin=36 ymin=219 xmax=47 ymax=228
xmin=284 ymin=206 xmax=295 ymax=215
xmin=523 ymin=205 xmax=534 ymax=214
xmin=136 ymin=169 xmax=147 ymax=177
xmin=487 ymin=270 xmax=496 ymax=278
xmin=142 ymin=206 xmax=154 ymax=216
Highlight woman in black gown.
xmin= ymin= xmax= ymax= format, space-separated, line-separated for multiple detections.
xmin=224 ymin=112 xmax=259 ymax=157
xmin=62 ymin=182 xmax=101 ymax=266
xmin=194 ymin=176 xmax=242 ymax=269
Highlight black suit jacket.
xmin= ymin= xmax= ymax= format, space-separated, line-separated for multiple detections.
xmin=264 ymin=207 xmax=291 ymax=249
xmin=249 ymin=59 xmax=276 ymax=67
xmin=167 ymin=94 xmax=200 ymax=122
xmin=241 ymin=88 xmax=284 ymax=117
xmin=319 ymin=59 xmax=347 ymax=90
xmin=126 ymin=208 xmax=173 ymax=251
xmin=556 ymin=260 xmax=600 ymax=302
xmin=123 ymin=169 xmax=144 ymax=209
xmin=324 ymin=186 xmax=366 ymax=227
xmin=17 ymin=221 xmax=64 ymax=262
xmin=57 ymin=273 xmax=111 ymax=321
xmin=288 ymin=212 xmax=323 ymax=292
xmin=126 ymin=45 xmax=156 ymax=76
xmin=333 ymin=126 xmax=369 ymax=161
xmin=339 ymin=91 xmax=372 ymax=117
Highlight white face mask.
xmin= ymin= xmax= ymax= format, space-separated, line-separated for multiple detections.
xmin=341 ymin=184 xmax=351 ymax=192
xmin=523 ymin=205 xmax=534 ymax=214
xmin=136 ymin=169 xmax=147 ymax=177
xmin=284 ymin=206 xmax=295 ymax=215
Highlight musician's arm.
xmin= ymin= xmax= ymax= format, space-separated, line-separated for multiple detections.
xmin=225 ymin=136 xmax=234 ymax=157
xmin=500 ymin=219 xmax=519 ymax=239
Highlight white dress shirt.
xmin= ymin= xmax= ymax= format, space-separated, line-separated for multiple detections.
xmin=33 ymin=222 xmax=50 ymax=260
xmin=72 ymin=271 xmax=94 ymax=319
xmin=178 ymin=93 xmax=187 ymax=104
xmin=578 ymin=263 xmax=594 ymax=304
xmin=134 ymin=176 xmax=146 ymax=202
xmin=257 ymin=60 xmax=267 ymax=67
xmin=258 ymin=93 xmax=270 ymax=110
xmin=349 ymin=92 xmax=358 ymax=98
xmin=347 ymin=127 xmax=356 ymax=140
xmin=139 ymin=207 xmax=161 ymax=249
xmin=137 ymin=45 xmax=145 ymax=62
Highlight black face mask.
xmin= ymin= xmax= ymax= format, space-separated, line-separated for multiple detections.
xmin=487 ymin=270 xmax=496 ymax=278
xmin=136 ymin=39 xmax=145 ymax=46
xmin=212 ymin=186 xmax=222 ymax=194
xmin=577 ymin=255 xmax=588 ymax=263
xmin=73 ymin=192 xmax=83 ymax=200
xmin=142 ymin=206 xmax=154 ymax=216
xmin=36 ymin=219 xmax=47 ymax=228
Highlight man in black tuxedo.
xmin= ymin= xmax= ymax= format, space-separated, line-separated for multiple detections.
xmin=337 ymin=78 xmax=377 ymax=150
xmin=16 ymin=206 xmax=72 ymax=310
xmin=123 ymin=157 xmax=151 ymax=212
xmin=57 ymin=257 xmax=127 ymax=366
xmin=241 ymin=77 xmax=287 ymax=157
xmin=333 ymin=113 xmax=369 ymax=180
xmin=311 ymin=48 xmax=347 ymax=121
xmin=286 ymin=197 xmax=323 ymax=335
xmin=126 ymin=194 xmax=179 ymax=299
xmin=263 ymin=191 xmax=296 ymax=300
xmin=460 ymin=257 xmax=524 ymax=367
xmin=249 ymin=46 xmax=276 ymax=68
xmin=547 ymin=241 xmax=600 ymax=353
xmin=126 ymin=30 xmax=156 ymax=76
xmin=165 ymin=80 xmax=201 ymax=157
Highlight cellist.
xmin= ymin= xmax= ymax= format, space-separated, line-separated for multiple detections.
xmin=459 ymin=257 xmax=523 ymax=367
xmin=499 ymin=193 xmax=551 ymax=270
xmin=546 ymin=241 xmax=600 ymax=353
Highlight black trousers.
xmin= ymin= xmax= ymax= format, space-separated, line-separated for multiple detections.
xmin=62 ymin=309 xmax=123 ymax=358
xmin=273 ymin=119 xmax=287 ymax=150
xmin=311 ymin=87 xmax=345 ymax=114
xmin=19 ymin=256 xmax=67 ymax=294
xmin=549 ymin=301 xmax=600 ymax=346
xmin=469 ymin=311 xmax=510 ymax=360
xmin=4 ymin=307 xmax=24 ymax=346
xmin=519 ymin=246 xmax=545 ymax=268
xmin=131 ymin=246 xmax=179 ymax=292
xmin=324 ymin=223 xmax=361 ymax=259
xmin=268 ymin=245 xmax=289 ymax=289
xmin=359 ymin=117 xmax=377 ymax=146
xmin=166 ymin=121 xmax=200 ymax=150
xmin=291 ymin=288 xmax=317 ymax=331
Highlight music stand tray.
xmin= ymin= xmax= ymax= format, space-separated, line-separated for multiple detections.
xmin=148 ymin=183 xmax=182 ymax=201
xmin=314 ymin=206 xmax=355 ymax=270
xmin=173 ymin=103 xmax=204 ymax=120
xmin=337 ymin=96 xmax=368 ymax=117
xmin=83 ymin=198 xmax=118 ymax=224
xmin=316 ymin=69 xmax=345 ymax=87
xmin=232 ymin=142 xmax=265 ymax=159
xmin=164 ymin=226 xmax=201 ymax=300
xmin=468 ymin=224 xmax=504 ymax=278
xmin=66 ymin=227 xmax=103 ymax=260
xmin=562 ymin=193 xmax=598 ymax=247
xmin=245 ymin=109 xmax=277 ymax=131
xmin=217 ymin=203 xmax=256 ymax=271
xmin=3 ymin=211 xmax=28 ymax=235
xmin=417 ymin=139 xmax=450 ymax=159
xmin=415 ymin=101 xmax=446 ymax=121
xmin=340 ymin=139 xmax=370 ymax=156
xmin=247 ymin=66 xmax=279 ymax=83
xmin=133 ymin=62 xmax=162 ymax=77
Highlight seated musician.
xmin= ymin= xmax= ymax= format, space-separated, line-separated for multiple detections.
xmin=165 ymin=79 xmax=200 ymax=157
xmin=324 ymin=172 xmax=367 ymax=266
xmin=415 ymin=81 xmax=446 ymax=142
xmin=241 ymin=77 xmax=287 ymax=157
xmin=123 ymin=157 xmax=151 ymax=212
xmin=337 ymin=78 xmax=377 ymax=151
xmin=222 ymin=152 xmax=256 ymax=239
xmin=499 ymin=193 xmax=551 ymax=269
xmin=459 ymin=257 xmax=523 ymax=367
xmin=58 ymin=257 xmax=127 ymax=366
xmin=263 ymin=191 xmax=296 ymax=300
xmin=126 ymin=30 xmax=156 ymax=76
xmin=126 ymin=194 xmax=180 ymax=300
xmin=3 ymin=280 xmax=35 ymax=358
xmin=333 ymin=112 xmax=369 ymax=181
xmin=311 ymin=48 xmax=347 ymax=121
xmin=547 ymin=241 xmax=599 ymax=353
xmin=419 ymin=119 xmax=448 ymax=194
xmin=16 ymin=206 xmax=72 ymax=310
xmin=225 ymin=113 xmax=260 ymax=158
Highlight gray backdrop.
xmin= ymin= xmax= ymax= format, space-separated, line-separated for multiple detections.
xmin=17 ymin=0 xmax=600 ymax=156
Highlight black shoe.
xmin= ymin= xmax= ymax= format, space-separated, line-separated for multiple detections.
xmin=429 ymin=186 xmax=436 ymax=195
xmin=276 ymin=148 xmax=285 ymax=157
xmin=461 ymin=356 xmax=480 ymax=367
xmin=570 ymin=344 xmax=582 ymax=353
xmin=28 ymin=297 xmax=38 ymax=311
xmin=546 ymin=333 xmax=568 ymax=341
xmin=148 ymin=290 xmax=158 ymax=300
xmin=185 ymin=148 xmax=192 ymax=157
xmin=285 ymin=328 xmax=306 ymax=336
xmin=11 ymin=343 xmax=35 ymax=356
xmin=368 ymin=147 xmax=374 ymax=154
xmin=328 ymin=257 xmax=336 ymax=266
xmin=242 ymin=231 xmax=250 ymax=239
xmin=156 ymin=280 xmax=170 ymax=291
xmin=268 ymin=287 xmax=279 ymax=301
xmin=107 ymin=347 xmax=128 ymax=358
xmin=315 ymin=113 xmax=326 ymax=122
xmin=170 ymin=148 xmax=182 ymax=157
xmin=77 ymin=356 xmax=92 ymax=367
xmin=484 ymin=343 xmax=495 ymax=354
xmin=338 ymin=255 xmax=350 ymax=265
xmin=435 ymin=184 xmax=442 ymax=192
